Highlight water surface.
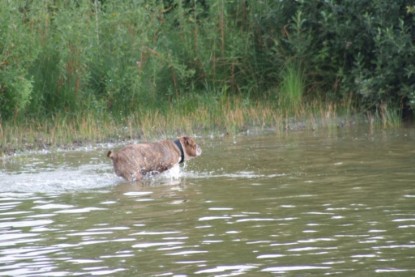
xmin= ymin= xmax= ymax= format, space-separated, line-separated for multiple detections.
xmin=1 ymin=126 xmax=415 ymax=276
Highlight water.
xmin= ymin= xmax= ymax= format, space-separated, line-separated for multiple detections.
xmin=1 ymin=126 xmax=415 ymax=276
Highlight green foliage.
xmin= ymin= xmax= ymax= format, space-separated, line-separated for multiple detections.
xmin=0 ymin=0 xmax=414 ymax=122
xmin=257 ymin=0 xmax=415 ymax=112
xmin=333 ymin=1 xmax=415 ymax=111
xmin=0 ymin=1 xmax=40 ymax=119
xmin=0 ymin=70 xmax=33 ymax=118
xmin=279 ymin=63 xmax=304 ymax=113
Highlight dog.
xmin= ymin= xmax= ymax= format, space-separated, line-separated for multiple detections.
xmin=107 ymin=136 xmax=202 ymax=181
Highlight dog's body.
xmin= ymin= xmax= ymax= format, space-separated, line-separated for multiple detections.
xmin=107 ymin=136 xmax=201 ymax=181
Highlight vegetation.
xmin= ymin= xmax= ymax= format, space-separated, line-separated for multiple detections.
xmin=1 ymin=0 xmax=414 ymax=154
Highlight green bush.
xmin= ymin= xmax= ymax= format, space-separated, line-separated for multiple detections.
xmin=257 ymin=0 xmax=415 ymax=112
xmin=0 ymin=1 xmax=40 ymax=119
xmin=0 ymin=0 xmax=414 ymax=122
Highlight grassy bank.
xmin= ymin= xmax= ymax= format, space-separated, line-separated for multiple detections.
xmin=0 ymin=1 xmax=412 ymax=156
xmin=0 ymin=94 xmax=402 ymax=156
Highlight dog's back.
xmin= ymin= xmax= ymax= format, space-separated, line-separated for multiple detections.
xmin=107 ymin=137 xmax=201 ymax=181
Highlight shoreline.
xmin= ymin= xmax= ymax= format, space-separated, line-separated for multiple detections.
xmin=0 ymin=108 xmax=398 ymax=157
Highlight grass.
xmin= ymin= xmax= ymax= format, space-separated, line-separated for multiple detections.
xmin=0 ymin=94 xmax=402 ymax=156
xmin=278 ymin=64 xmax=304 ymax=114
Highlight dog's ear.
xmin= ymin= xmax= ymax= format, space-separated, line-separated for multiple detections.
xmin=107 ymin=150 xmax=115 ymax=159
xmin=182 ymin=136 xmax=190 ymax=145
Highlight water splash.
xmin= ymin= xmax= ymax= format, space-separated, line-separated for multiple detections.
xmin=0 ymin=163 xmax=116 ymax=194
xmin=183 ymin=170 xmax=286 ymax=180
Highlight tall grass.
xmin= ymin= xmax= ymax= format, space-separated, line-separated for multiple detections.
xmin=1 ymin=0 xmax=261 ymax=119
xmin=0 ymin=92 xmax=361 ymax=155
xmin=278 ymin=64 xmax=304 ymax=114
xmin=1 ymin=91 xmax=403 ymax=156
xmin=1 ymin=1 xmax=413 ymax=121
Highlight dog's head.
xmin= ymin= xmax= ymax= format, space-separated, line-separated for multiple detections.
xmin=180 ymin=136 xmax=202 ymax=160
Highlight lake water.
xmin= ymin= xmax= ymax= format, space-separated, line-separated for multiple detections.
xmin=1 ymin=125 xmax=415 ymax=276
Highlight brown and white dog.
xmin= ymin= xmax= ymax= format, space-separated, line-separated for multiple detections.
xmin=107 ymin=136 xmax=202 ymax=181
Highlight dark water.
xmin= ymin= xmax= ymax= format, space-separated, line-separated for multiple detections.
xmin=1 ymin=126 xmax=415 ymax=276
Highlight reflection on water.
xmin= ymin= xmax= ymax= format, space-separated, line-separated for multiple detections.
xmin=1 ymin=126 xmax=415 ymax=276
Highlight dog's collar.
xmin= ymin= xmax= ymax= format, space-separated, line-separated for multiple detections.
xmin=174 ymin=139 xmax=185 ymax=164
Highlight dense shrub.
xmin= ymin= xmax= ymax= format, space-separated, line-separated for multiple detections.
xmin=0 ymin=0 xmax=414 ymax=120
xmin=0 ymin=1 xmax=40 ymax=119
xmin=256 ymin=0 xmax=415 ymax=113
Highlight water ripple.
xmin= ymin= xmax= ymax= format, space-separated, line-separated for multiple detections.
xmin=261 ymin=265 xmax=331 ymax=273
xmin=1 ymin=130 xmax=414 ymax=276
xmin=195 ymin=265 xmax=257 ymax=275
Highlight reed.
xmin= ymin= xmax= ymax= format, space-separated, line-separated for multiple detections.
xmin=0 ymin=93 xmax=402 ymax=156
xmin=278 ymin=63 xmax=304 ymax=115
xmin=1 ymin=1 xmax=413 ymax=127
xmin=367 ymin=102 xmax=402 ymax=130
